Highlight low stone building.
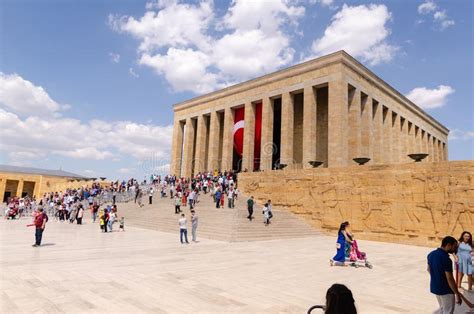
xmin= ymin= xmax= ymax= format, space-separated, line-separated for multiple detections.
xmin=171 ymin=50 xmax=449 ymax=178
xmin=0 ymin=165 xmax=98 ymax=202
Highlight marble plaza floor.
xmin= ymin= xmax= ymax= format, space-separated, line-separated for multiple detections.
xmin=1 ymin=216 xmax=473 ymax=313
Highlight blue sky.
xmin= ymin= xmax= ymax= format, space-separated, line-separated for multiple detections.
xmin=0 ymin=0 xmax=472 ymax=180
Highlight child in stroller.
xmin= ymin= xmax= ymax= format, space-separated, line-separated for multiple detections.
xmin=6 ymin=206 xmax=19 ymax=219
xmin=345 ymin=225 xmax=373 ymax=269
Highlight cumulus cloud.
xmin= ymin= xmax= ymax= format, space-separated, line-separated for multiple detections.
xmin=129 ymin=67 xmax=139 ymax=78
xmin=110 ymin=0 xmax=305 ymax=94
xmin=140 ymin=48 xmax=219 ymax=93
xmin=406 ymin=85 xmax=454 ymax=109
xmin=0 ymin=73 xmax=173 ymax=169
xmin=311 ymin=4 xmax=398 ymax=66
xmin=0 ymin=73 xmax=65 ymax=116
xmin=417 ymin=1 xmax=454 ymax=30
xmin=418 ymin=0 xmax=437 ymax=14
xmin=109 ymin=52 xmax=121 ymax=63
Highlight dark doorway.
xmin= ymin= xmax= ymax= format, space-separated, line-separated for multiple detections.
xmin=272 ymin=98 xmax=282 ymax=168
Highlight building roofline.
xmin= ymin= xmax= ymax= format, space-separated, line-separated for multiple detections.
xmin=0 ymin=164 xmax=89 ymax=179
xmin=173 ymin=50 xmax=448 ymax=135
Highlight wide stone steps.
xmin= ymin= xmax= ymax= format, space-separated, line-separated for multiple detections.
xmin=117 ymin=192 xmax=318 ymax=242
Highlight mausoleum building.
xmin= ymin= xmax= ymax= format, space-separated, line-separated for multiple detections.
xmin=171 ymin=51 xmax=449 ymax=178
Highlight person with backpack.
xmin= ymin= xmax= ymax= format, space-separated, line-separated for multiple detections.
xmin=32 ymin=207 xmax=48 ymax=247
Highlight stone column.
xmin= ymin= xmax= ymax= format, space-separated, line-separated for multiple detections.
xmin=407 ymin=122 xmax=415 ymax=154
xmin=443 ymin=142 xmax=448 ymax=161
xmin=328 ymin=77 xmax=348 ymax=166
xmin=33 ymin=176 xmax=42 ymax=199
xmin=372 ymin=101 xmax=383 ymax=164
xmin=170 ymin=119 xmax=184 ymax=176
xmin=182 ymin=118 xmax=195 ymax=178
xmin=400 ymin=118 xmax=408 ymax=163
xmin=414 ymin=126 xmax=421 ymax=154
xmin=16 ymin=179 xmax=24 ymax=197
xmin=221 ymin=107 xmax=234 ymax=170
xmin=207 ymin=111 xmax=219 ymax=171
xmin=303 ymin=85 xmax=317 ymax=168
xmin=432 ymin=137 xmax=437 ymax=161
xmin=242 ymin=102 xmax=255 ymax=172
xmin=438 ymin=140 xmax=443 ymax=161
xmin=360 ymin=94 xmax=372 ymax=161
xmin=0 ymin=178 xmax=6 ymax=202
xmin=260 ymin=97 xmax=273 ymax=171
xmin=348 ymin=88 xmax=361 ymax=160
xmin=193 ymin=115 xmax=206 ymax=174
xmin=426 ymin=134 xmax=432 ymax=162
xmin=280 ymin=92 xmax=294 ymax=166
xmin=382 ymin=107 xmax=392 ymax=164
xmin=391 ymin=113 xmax=400 ymax=163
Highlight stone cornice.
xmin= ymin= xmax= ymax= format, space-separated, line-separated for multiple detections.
xmin=339 ymin=51 xmax=449 ymax=135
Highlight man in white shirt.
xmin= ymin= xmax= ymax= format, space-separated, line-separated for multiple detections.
xmin=227 ymin=188 xmax=234 ymax=208
xmin=178 ymin=214 xmax=189 ymax=244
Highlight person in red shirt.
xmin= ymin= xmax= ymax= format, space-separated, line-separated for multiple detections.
xmin=33 ymin=207 xmax=48 ymax=247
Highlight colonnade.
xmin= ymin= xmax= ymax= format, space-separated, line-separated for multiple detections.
xmin=171 ymin=79 xmax=448 ymax=178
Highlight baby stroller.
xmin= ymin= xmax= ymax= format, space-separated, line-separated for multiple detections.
xmin=346 ymin=239 xmax=373 ymax=269
xmin=6 ymin=207 xmax=19 ymax=219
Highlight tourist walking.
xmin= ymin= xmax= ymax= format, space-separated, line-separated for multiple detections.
xmin=174 ymin=194 xmax=181 ymax=214
xmin=427 ymin=236 xmax=462 ymax=313
xmin=191 ymin=210 xmax=198 ymax=242
xmin=179 ymin=214 xmax=189 ymax=244
xmin=76 ymin=205 xmax=84 ymax=225
xmin=227 ymin=188 xmax=234 ymax=208
xmin=149 ymin=186 xmax=154 ymax=204
xmin=32 ymin=208 xmax=48 ymax=247
xmin=119 ymin=217 xmax=125 ymax=231
xmin=456 ymin=231 xmax=472 ymax=291
xmin=108 ymin=210 xmax=116 ymax=232
xmin=91 ymin=202 xmax=99 ymax=223
xmin=215 ymin=189 xmax=222 ymax=209
xmin=247 ymin=196 xmax=254 ymax=221
xmin=188 ymin=190 xmax=195 ymax=209
xmin=262 ymin=203 xmax=271 ymax=226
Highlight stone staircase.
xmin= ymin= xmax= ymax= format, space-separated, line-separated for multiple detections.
xmin=118 ymin=191 xmax=318 ymax=242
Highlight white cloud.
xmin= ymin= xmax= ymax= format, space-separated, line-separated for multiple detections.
xmin=140 ymin=48 xmax=219 ymax=93
xmin=110 ymin=1 xmax=213 ymax=53
xmin=406 ymin=85 xmax=454 ymax=109
xmin=417 ymin=1 xmax=455 ymax=30
xmin=418 ymin=0 xmax=437 ymax=14
xmin=311 ymin=4 xmax=398 ymax=66
xmin=448 ymin=129 xmax=474 ymax=141
xmin=434 ymin=11 xmax=455 ymax=29
xmin=0 ymin=73 xmax=173 ymax=170
xmin=109 ymin=52 xmax=121 ymax=63
xmin=0 ymin=73 xmax=63 ymax=116
xmin=110 ymin=0 xmax=306 ymax=94
xmin=129 ymin=67 xmax=139 ymax=78
xmin=310 ymin=0 xmax=334 ymax=7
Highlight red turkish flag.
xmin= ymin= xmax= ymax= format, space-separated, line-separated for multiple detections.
xmin=233 ymin=107 xmax=245 ymax=156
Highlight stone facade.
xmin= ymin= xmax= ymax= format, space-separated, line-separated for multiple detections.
xmin=0 ymin=171 xmax=102 ymax=202
xmin=171 ymin=51 xmax=449 ymax=178
xmin=238 ymin=161 xmax=474 ymax=247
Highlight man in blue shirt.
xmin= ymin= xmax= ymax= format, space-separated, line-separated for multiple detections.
xmin=427 ymin=236 xmax=462 ymax=313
